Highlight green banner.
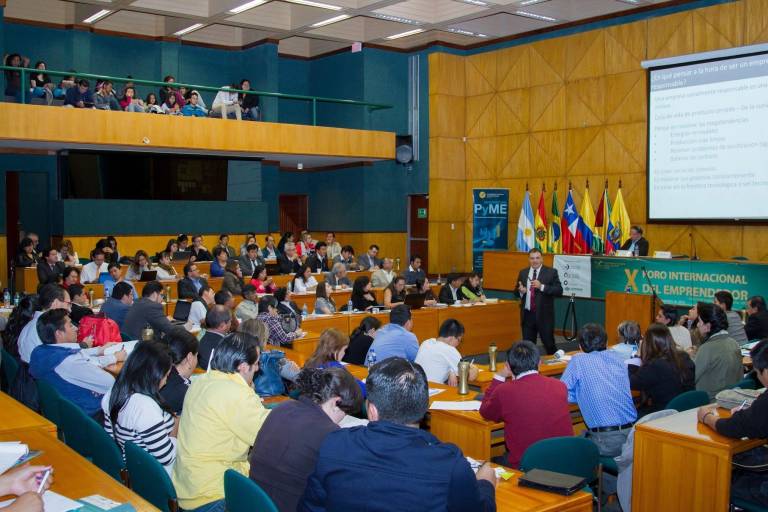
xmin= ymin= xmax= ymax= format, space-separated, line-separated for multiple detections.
xmin=591 ymin=257 xmax=766 ymax=309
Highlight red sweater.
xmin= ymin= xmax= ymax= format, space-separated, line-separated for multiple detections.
xmin=479 ymin=373 xmax=573 ymax=468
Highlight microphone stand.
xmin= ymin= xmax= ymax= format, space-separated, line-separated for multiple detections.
xmin=689 ymin=232 xmax=699 ymax=261
xmin=641 ymin=265 xmax=663 ymax=321
xmin=562 ymin=293 xmax=578 ymax=342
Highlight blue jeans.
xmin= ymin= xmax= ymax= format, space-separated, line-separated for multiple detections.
xmin=185 ymin=499 xmax=225 ymax=512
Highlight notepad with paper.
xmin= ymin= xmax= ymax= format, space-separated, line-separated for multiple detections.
xmin=0 ymin=491 xmax=82 ymax=512
xmin=103 ymin=340 xmax=138 ymax=356
xmin=430 ymin=400 xmax=482 ymax=411
xmin=0 ymin=442 xmax=28 ymax=475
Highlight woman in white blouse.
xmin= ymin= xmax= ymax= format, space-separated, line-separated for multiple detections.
xmin=125 ymin=250 xmax=151 ymax=281
xmin=102 ymin=341 xmax=178 ymax=473
xmin=291 ymin=264 xmax=318 ymax=294
xmin=186 ymin=285 xmax=215 ymax=330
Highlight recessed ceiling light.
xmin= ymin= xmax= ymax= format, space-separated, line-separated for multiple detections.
xmin=514 ymin=10 xmax=557 ymax=22
xmin=82 ymin=9 xmax=112 ymax=24
xmin=518 ymin=0 xmax=549 ymax=5
xmin=229 ymin=0 xmax=268 ymax=13
xmin=616 ymin=0 xmax=643 ymax=4
xmin=447 ymin=28 xmax=490 ymax=37
xmin=386 ymin=28 xmax=424 ymax=40
xmin=373 ymin=14 xmax=422 ymax=25
xmin=310 ymin=14 xmax=351 ymax=27
xmin=455 ymin=0 xmax=491 ymax=6
xmin=174 ymin=23 xmax=205 ymax=36
xmin=285 ymin=0 xmax=343 ymax=10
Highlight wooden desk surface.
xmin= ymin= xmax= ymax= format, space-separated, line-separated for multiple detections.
xmin=0 ymin=392 xmax=57 ymax=437
xmin=495 ymin=469 xmax=592 ymax=512
xmin=0 ymin=430 xmax=156 ymax=512
xmin=471 ymin=352 xmax=572 ymax=390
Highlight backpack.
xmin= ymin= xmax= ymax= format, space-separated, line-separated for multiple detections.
xmin=10 ymin=361 xmax=39 ymax=412
xmin=253 ymin=350 xmax=287 ymax=397
xmin=77 ymin=314 xmax=121 ymax=347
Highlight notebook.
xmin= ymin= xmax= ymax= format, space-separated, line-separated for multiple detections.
xmin=518 ymin=468 xmax=587 ymax=496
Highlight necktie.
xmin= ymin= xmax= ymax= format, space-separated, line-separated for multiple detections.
xmin=530 ymin=268 xmax=538 ymax=312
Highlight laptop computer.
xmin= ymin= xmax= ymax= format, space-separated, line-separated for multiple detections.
xmin=139 ymin=270 xmax=158 ymax=282
xmin=97 ymin=272 xmax=111 ymax=284
xmin=172 ymin=300 xmax=192 ymax=323
xmin=404 ymin=293 xmax=427 ymax=310
xmin=172 ymin=250 xmax=191 ymax=261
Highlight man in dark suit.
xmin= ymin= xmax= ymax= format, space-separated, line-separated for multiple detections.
xmin=357 ymin=244 xmax=383 ymax=271
xmin=278 ymin=242 xmax=302 ymax=275
xmin=37 ymin=247 xmax=65 ymax=287
xmin=123 ymin=281 xmax=175 ymax=340
xmin=438 ymin=274 xmax=465 ymax=304
xmin=177 ymin=263 xmax=209 ymax=300
xmin=620 ymin=225 xmax=649 ymax=256
xmin=746 ymin=296 xmax=768 ymax=341
xmin=305 ymin=242 xmax=330 ymax=273
xmin=516 ymin=248 xmax=563 ymax=354
xmin=196 ymin=305 xmax=232 ymax=370
xmin=238 ymin=243 xmax=264 ymax=279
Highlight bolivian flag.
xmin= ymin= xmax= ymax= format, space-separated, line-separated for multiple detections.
xmin=535 ymin=189 xmax=548 ymax=253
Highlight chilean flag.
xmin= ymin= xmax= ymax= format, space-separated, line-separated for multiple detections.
xmin=561 ymin=189 xmax=586 ymax=254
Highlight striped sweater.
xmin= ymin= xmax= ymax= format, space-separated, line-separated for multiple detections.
xmin=102 ymin=391 xmax=177 ymax=472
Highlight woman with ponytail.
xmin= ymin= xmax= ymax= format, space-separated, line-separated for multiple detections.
xmin=248 ymin=367 xmax=362 ymax=511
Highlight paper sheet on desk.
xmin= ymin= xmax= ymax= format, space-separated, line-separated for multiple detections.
xmin=430 ymin=400 xmax=482 ymax=411
xmin=0 ymin=442 xmax=28 ymax=475
xmin=104 ymin=340 xmax=138 ymax=356
xmin=0 ymin=491 xmax=82 ymax=511
xmin=466 ymin=457 xmax=513 ymax=480
xmin=428 ymin=388 xmax=445 ymax=397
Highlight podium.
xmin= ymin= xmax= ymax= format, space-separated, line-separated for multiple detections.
xmin=604 ymin=291 xmax=660 ymax=345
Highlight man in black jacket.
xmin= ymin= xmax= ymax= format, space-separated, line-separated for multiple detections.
xmin=123 ymin=281 xmax=175 ymax=340
xmin=305 ymin=242 xmax=330 ymax=273
xmin=516 ymin=248 xmax=563 ymax=354
xmin=37 ymin=247 xmax=65 ymax=287
xmin=619 ymin=225 xmax=649 ymax=256
xmin=196 ymin=306 xmax=232 ymax=370
xmin=278 ymin=242 xmax=302 ymax=275
xmin=746 ymin=296 xmax=768 ymax=341
xmin=178 ymin=263 xmax=209 ymax=300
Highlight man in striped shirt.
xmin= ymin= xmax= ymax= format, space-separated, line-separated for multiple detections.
xmin=256 ymin=296 xmax=304 ymax=346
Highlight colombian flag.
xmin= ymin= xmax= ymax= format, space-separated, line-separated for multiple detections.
xmin=534 ymin=189 xmax=548 ymax=253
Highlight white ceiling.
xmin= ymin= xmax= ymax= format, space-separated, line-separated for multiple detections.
xmin=4 ymin=0 xmax=675 ymax=57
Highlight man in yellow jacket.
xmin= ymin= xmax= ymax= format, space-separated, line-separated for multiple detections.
xmin=172 ymin=332 xmax=269 ymax=512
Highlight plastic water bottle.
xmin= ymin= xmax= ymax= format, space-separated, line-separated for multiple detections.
xmin=366 ymin=348 xmax=377 ymax=368
xmin=13 ymin=293 xmax=20 ymax=307
xmin=302 ymin=304 xmax=308 ymax=319
xmin=347 ymin=299 xmax=354 ymax=314
xmin=2 ymin=289 xmax=10 ymax=307
xmin=625 ymin=284 xmax=632 ymax=293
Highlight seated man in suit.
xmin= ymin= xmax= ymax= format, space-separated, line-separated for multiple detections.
xmin=357 ymin=244 xmax=382 ymax=271
xmin=178 ymin=263 xmax=209 ymax=300
xmin=100 ymin=282 xmax=134 ymax=330
xmin=278 ymin=242 xmax=302 ymax=275
xmin=196 ymin=305 xmax=232 ymax=370
xmin=67 ymin=284 xmax=94 ymax=325
xmin=190 ymin=235 xmax=212 ymax=262
xmin=746 ymin=295 xmax=768 ymax=341
xmin=371 ymin=258 xmax=396 ymax=288
xmin=404 ymin=255 xmax=426 ymax=285
xmin=238 ymin=243 xmax=264 ymax=278
xmin=123 ymin=281 xmax=176 ymax=340
xmin=438 ymin=274 xmax=466 ymax=305
xmin=305 ymin=242 xmax=330 ymax=273
xmin=37 ymin=247 xmax=66 ymax=287
xmin=300 ymin=357 xmax=496 ymax=511
xmin=620 ymin=225 xmax=649 ymax=256
xmin=326 ymin=262 xmax=352 ymax=289
xmin=333 ymin=245 xmax=359 ymax=271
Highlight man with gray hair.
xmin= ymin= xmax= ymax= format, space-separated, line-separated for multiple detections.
xmin=612 ymin=320 xmax=641 ymax=362
xmin=371 ymin=258 xmax=396 ymax=288
xmin=278 ymin=242 xmax=302 ymax=275
xmin=325 ymin=262 xmax=352 ymax=288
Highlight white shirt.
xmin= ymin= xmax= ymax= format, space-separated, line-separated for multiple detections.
xmin=186 ymin=301 xmax=208 ymax=330
xmin=414 ymin=338 xmax=461 ymax=384
xmin=669 ymin=325 xmax=692 ymax=351
xmin=18 ymin=311 xmax=43 ymax=363
xmin=524 ymin=266 xmax=545 ymax=311
xmin=156 ymin=266 xmax=176 ymax=280
xmin=292 ymin=276 xmax=318 ymax=294
xmin=81 ymin=261 xmax=109 ymax=283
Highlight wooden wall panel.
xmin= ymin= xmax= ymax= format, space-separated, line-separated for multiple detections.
xmin=428 ymin=53 xmax=466 ymax=96
xmin=647 ymin=11 xmax=694 ymax=60
xmin=429 ymin=137 xmax=466 ymax=180
xmin=745 ymin=0 xmax=768 ymax=44
xmin=430 ymin=94 xmax=466 ymax=138
xmin=692 ymin=2 xmax=744 ymax=53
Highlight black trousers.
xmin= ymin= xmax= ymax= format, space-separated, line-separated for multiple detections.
xmin=522 ymin=308 xmax=556 ymax=355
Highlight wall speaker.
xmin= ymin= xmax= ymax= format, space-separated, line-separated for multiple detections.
xmin=395 ymin=134 xmax=413 ymax=164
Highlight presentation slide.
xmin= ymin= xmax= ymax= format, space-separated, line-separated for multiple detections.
xmin=648 ymin=52 xmax=768 ymax=220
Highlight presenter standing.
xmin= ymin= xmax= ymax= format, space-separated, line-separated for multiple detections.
xmin=620 ymin=226 xmax=649 ymax=256
xmin=516 ymin=248 xmax=563 ymax=354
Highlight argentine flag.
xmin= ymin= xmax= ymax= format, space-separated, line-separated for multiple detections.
xmin=516 ymin=191 xmax=535 ymax=252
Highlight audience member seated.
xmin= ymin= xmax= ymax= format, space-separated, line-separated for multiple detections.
xmin=480 ymin=340 xmax=573 ymax=469
xmin=250 ymin=367 xmax=361 ymax=512
xmin=357 ymin=244 xmax=382 ymax=271
xmin=211 ymin=85 xmax=241 ymax=120
xmin=125 ymin=250 xmax=151 ymax=281
xmin=27 ymin=232 xmax=41 ymax=257
xmin=29 ymin=60 xmax=54 ymax=104
xmin=333 ymin=245 xmax=359 ymax=271
xmin=123 ymin=281 xmax=176 ymax=340
xmin=19 ymin=284 xmax=71 ymax=363
xmin=239 ymin=243 xmax=264 ymax=278
xmin=366 ymin=305 xmax=417 ymax=363
xmin=214 ymin=290 xmax=238 ymax=331
xmin=256 ymin=296 xmax=304 ymax=346
xmin=291 ymin=264 xmax=318 ymax=294
xmin=239 ymin=318 xmax=300 ymax=397
xmin=210 ymin=247 xmax=228 ymax=278
xmin=324 ymin=232 xmax=342 ymax=261
xmin=697 ymin=339 xmax=768 ymax=507
xmin=145 ymin=93 xmax=163 ymax=113
xmin=61 ymin=266 xmax=80 ymax=290
xmin=714 ymin=290 xmax=748 ymax=344
xmin=197 ymin=306 xmax=233 ymax=369
xmin=54 ymin=72 xmax=76 ymax=100
xmin=189 ymin=236 xmax=212 ymax=262
xmin=63 ymin=79 xmax=94 ymax=108
xmin=214 ymin=234 xmax=236 ymax=258
xmin=172 ymin=332 xmax=269 ymax=512
xmin=631 ymin=323 xmax=695 ymax=416
xmin=342 ymin=316 xmax=381 ymax=365
xmin=404 ymin=255 xmax=426 ymax=285
xmin=120 ymin=86 xmax=145 ymax=113
xmin=58 ymin=239 xmax=79 ymax=266
xmin=371 ymin=258 xmax=396 ymax=288
xmin=438 ymin=274 xmax=466 ymax=305
xmin=383 ymin=276 xmax=407 ymax=309
xmin=3 ymin=53 xmax=28 ymax=100
xmin=299 ymin=357 xmax=497 ymax=511
xmin=277 ymin=232 xmax=294 ymax=254
xmin=222 ymin=261 xmax=243 ymax=297
xmin=101 ymin=282 xmax=134 ymax=330
xmin=314 ymin=283 xmax=336 ymax=315
xmin=160 ymin=328 xmax=199 ymax=415
xmin=101 ymin=236 xmax=120 ymax=264
xmin=67 ymin=284 xmax=94 ymax=325
xmin=694 ymin=303 xmax=743 ymax=399
xmin=460 ymin=272 xmax=486 ymax=302
xmin=325 ymin=262 xmax=352 ymax=289
xmin=612 ymin=320 xmax=641 ymax=362
xmin=561 ymin=323 xmax=637 ymax=457
xmin=37 ymin=247 xmax=65 ymax=286
xmin=275 ymin=287 xmax=303 ymax=326
xmin=415 ymin=278 xmax=438 ymax=306
xmin=249 ymin=265 xmax=276 ymax=294
xmin=278 ymin=242 xmax=302 ymax=275
xmin=156 ymin=251 xmax=178 ymax=280
xmin=178 ymin=263 xmax=209 ymax=300
xmin=262 ymin=235 xmax=279 ymax=259
xmin=187 ymin=286 xmax=215 ymax=329
xmin=181 ymin=91 xmax=207 ymax=117
xmin=2 ymin=295 xmax=35 ymax=360
xmin=95 ymin=80 xmax=121 ymax=111
xmin=305 ymin=328 xmax=365 ymax=394
xmin=103 ymin=262 xmax=137 ymax=300
xmin=30 ymin=309 xmax=116 ymax=420
xmin=177 ymin=234 xmax=190 ymax=252
xmin=745 ymin=295 xmax=768 ymax=341
xmin=416 ymin=319 xmax=477 ymax=386
xmin=350 ymin=276 xmax=378 ymax=312
xmin=161 ymin=92 xmax=181 ymax=115
xmin=239 ymin=79 xmax=260 ymax=120
xmin=0 ymin=461 xmax=52 ymax=512
xmin=235 ymin=285 xmax=259 ymax=322
xmin=306 ymin=242 xmax=330 ymax=273
xmin=80 ymin=249 xmax=108 ymax=284
xmin=14 ymin=237 xmax=37 ymax=268
xmin=239 ymin=234 xmax=257 ymax=257
xmin=102 ymin=341 xmax=177 ymax=472
xmin=655 ymin=304 xmax=692 ymax=350
xmin=297 ymin=231 xmax=315 ymax=259
xmin=158 ymin=76 xmax=182 ymax=104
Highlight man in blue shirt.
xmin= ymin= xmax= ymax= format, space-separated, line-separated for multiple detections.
xmin=178 ymin=263 xmax=209 ymax=300
xmin=63 ymin=79 xmax=94 ymax=108
xmin=181 ymin=91 xmax=208 ymax=117
xmin=299 ymin=357 xmax=497 ymax=512
xmin=102 ymin=262 xmax=138 ymax=301
xmin=100 ymin=282 xmax=134 ymax=331
xmin=365 ymin=305 xmax=418 ymax=363
xmin=560 ymin=323 xmax=637 ymax=457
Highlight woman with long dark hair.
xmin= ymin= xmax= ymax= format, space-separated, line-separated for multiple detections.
xmin=277 ymin=232 xmax=294 ymax=254
xmin=350 ymin=276 xmax=378 ymax=312
xmin=159 ymin=328 xmax=199 ymax=415
xmin=342 ymin=316 xmax=382 ymax=365
xmin=383 ymin=276 xmax=406 ymax=309
xmin=314 ymin=282 xmax=336 ymax=314
xmin=291 ymin=264 xmax=317 ymax=294
xmin=102 ymin=341 xmax=177 ymax=472
xmin=125 ymin=250 xmax=150 ymax=281
xmin=2 ymin=295 xmax=37 ymax=357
